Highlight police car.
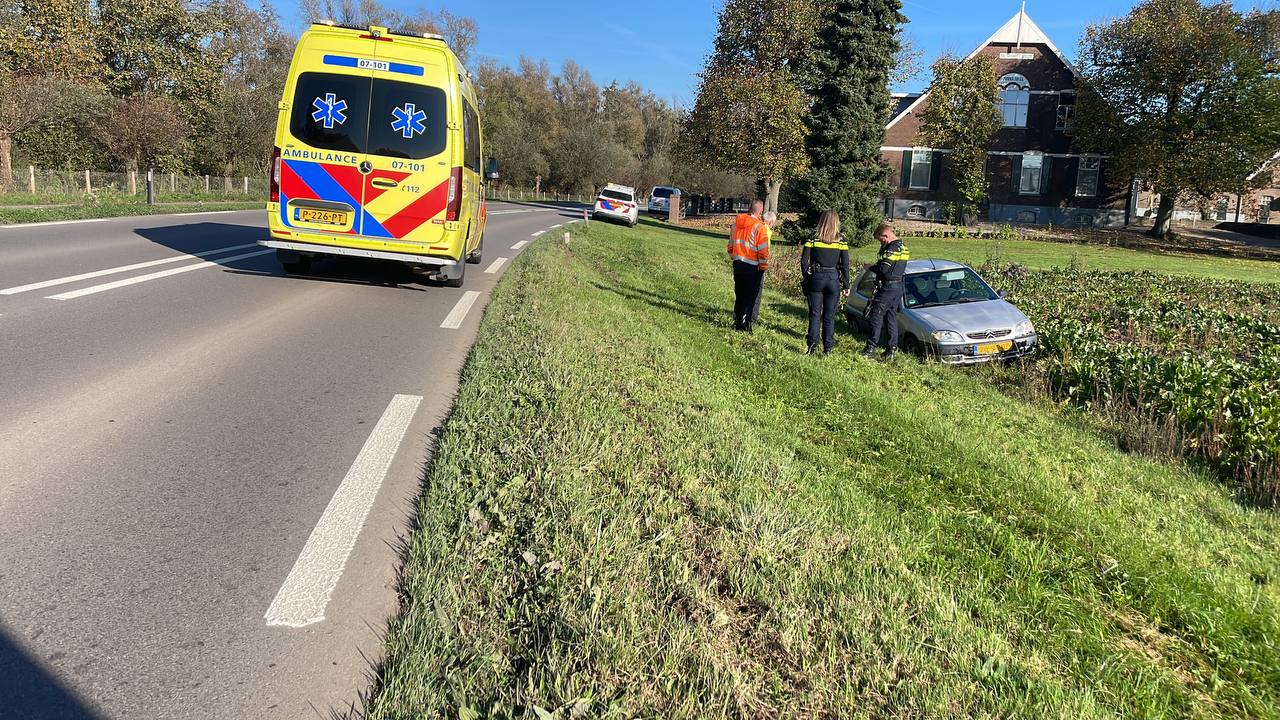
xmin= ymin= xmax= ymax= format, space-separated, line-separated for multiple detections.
xmin=593 ymin=183 xmax=638 ymax=227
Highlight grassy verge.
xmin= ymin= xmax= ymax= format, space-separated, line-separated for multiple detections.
xmin=0 ymin=199 xmax=261 ymax=224
xmin=367 ymin=219 xmax=1280 ymax=719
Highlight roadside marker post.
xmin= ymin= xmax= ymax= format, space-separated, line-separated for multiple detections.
xmin=145 ymin=168 xmax=155 ymax=206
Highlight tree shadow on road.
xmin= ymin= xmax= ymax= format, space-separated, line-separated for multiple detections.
xmin=0 ymin=625 xmax=104 ymax=719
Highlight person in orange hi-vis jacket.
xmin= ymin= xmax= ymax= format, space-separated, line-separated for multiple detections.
xmin=727 ymin=200 xmax=774 ymax=332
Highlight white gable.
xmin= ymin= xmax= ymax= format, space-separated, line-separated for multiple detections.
xmin=987 ymin=10 xmax=1054 ymax=48
xmin=887 ymin=9 xmax=1076 ymax=131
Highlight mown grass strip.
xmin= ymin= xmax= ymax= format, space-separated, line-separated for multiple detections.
xmin=0 ymin=200 xmax=261 ymax=225
xmin=367 ymin=219 xmax=1280 ymax=719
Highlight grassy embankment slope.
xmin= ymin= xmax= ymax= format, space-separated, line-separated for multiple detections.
xmin=367 ymin=220 xmax=1280 ymax=719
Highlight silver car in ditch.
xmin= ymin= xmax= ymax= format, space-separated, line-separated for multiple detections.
xmin=844 ymin=259 xmax=1038 ymax=364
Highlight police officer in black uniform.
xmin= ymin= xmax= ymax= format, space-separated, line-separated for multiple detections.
xmin=801 ymin=209 xmax=850 ymax=355
xmin=862 ymin=223 xmax=911 ymax=360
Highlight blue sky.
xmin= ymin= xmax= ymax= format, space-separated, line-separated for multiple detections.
xmin=276 ymin=1 xmax=1273 ymax=106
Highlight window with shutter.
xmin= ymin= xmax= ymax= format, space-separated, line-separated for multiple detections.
xmin=909 ymin=149 xmax=932 ymax=190
xmin=1075 ymin=156 xmax=1100 ymax=197
xmin=1019 ymin=153 xmax=1043 ymax=195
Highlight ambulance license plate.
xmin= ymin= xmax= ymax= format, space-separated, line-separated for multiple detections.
xmin=297 ymin=208 xmax=348 ymax=226
xmin=976 ymin=341 xmax=1014 ymax=355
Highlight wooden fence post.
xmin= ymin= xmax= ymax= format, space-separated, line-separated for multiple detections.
xmin=243 ymin=176 xmax=248 ymax=194
xmin=27 ymin=165 xmax=35 ymax=193
xmin=84 ymin=169 xmax=91 ymax=194
xmin=128 ymin=170 xmax=137 ymax=196
xmin=204 ymin=175 xmax=209 ymax=193
xmin=170 ymin=172 xmax=175 ymax=192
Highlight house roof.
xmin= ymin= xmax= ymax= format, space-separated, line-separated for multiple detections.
xmin=889 ymin=94 xmax=922 ymax=123
xmin=886 ymin=9 xmax=1077 ymax=131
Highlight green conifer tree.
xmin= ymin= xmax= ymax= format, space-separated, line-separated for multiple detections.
xmin=792 ymin=0 xmax=906 ymax=245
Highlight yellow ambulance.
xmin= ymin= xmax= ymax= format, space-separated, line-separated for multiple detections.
xmin=262 ymin=23 xmax=494 ymax=288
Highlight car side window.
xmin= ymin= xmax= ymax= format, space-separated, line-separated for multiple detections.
xmin=856 ymin=272 xmax=877 ymax=298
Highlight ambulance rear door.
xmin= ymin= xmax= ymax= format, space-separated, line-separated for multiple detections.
xmin=357 ymin=40 xmax=456 ymax=251
xmin=277 ymin=31 xmax=377 ymax=237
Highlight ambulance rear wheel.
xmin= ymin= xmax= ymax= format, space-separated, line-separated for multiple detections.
xmin=277 ymin=249 xmax=311 ymax=274
xmin=465 ymin=238 xmax=482 ymax=265
xmin=444 ymin=260 xmax=465 ymax=288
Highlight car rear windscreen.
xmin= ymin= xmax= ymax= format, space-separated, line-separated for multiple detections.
xmin=600 ymin=190 xmax=632 ymax=201
xmin=290 ymin=72 xmax=448 ymax=159
xmin=651 ymin=187 xmax=673 ymax=199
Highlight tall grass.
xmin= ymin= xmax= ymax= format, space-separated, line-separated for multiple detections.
xmin=365 ymin=220 xmax=1280 ymax=719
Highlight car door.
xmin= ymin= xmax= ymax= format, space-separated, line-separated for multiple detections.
xmin=847 ymin=270 xmax=877 ymax=317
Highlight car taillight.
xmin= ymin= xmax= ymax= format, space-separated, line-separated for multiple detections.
xmin=445 ymin=166 xmax=462 ymax=221
xmin=269 ymin=147 xmax=281 ymax=203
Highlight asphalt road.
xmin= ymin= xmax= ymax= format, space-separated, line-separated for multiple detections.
xmin=0 ymin=203 xmax=585 ymax=719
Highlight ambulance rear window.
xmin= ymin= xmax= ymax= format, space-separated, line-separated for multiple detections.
xmin=367 ymin=79 xmax=448 ymax=160
xmin=290 ymin=72 xmax=371 ymax=154
xmin=289 ymin=72 xmax=448 ymax=160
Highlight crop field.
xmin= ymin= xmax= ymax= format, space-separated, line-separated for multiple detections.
xmin=986 ymin=266 xmax=1280 ymax=505
xmin=366 ymin=220 xmax=1280 ymax=719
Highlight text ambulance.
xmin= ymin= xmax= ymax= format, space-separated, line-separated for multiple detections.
xmin=262 ymin=23 xmax=492 ymax=288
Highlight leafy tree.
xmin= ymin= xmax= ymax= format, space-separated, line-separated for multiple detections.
xmin=679 ymin=0 xmax=817 ymax=212
xmin=791 ymin=0 xmax=906 ymax=245
xmin=1073 ymin=0 xmax=1280 ymax=238
xmin=89 ymin=93 xmax=188 ymax=174
xmin=197 ymin=0 xmax=294 ymax=178
xmin=917 ymin=53 xmax=1001 ymax=224
xmin=0 ymin=71 xmax=79 ymax=189
xmin=1 ymin=0 xmax=100 ymax=81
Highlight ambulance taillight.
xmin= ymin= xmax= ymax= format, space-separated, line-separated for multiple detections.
xmin=445 ymin=166 xmax=462 ymax=221
xmin=270 ymin=147 xmax=282 ymax=203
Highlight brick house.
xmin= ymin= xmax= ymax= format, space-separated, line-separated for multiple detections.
xmin=882 ymin=10 xmax=1132 ymax=228
xmin=1135 ymin=156 xmax=1280 ymax=224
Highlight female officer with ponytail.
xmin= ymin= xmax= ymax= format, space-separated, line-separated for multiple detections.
xmin=800 ymin=209 xmax=850 ymax=355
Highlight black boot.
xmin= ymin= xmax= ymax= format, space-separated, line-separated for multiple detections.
xmin=806 ymin=344 xmax=818 ymax=355
xmin=861 ymin=343 xmax=877 ymax=358
xmin=882 ymin=347 xmax=898 ymax=361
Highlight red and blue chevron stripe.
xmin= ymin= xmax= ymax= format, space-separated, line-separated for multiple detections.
xmin=280 ymin=160 xmax=393 ymax=238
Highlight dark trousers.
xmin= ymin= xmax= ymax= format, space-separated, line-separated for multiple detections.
xmin=732 ymin=260 xmax=765 ymax=330
xmin=804 ymin=271 xmax=840 ymax=351
xmin=867 ymin=282 xmax=904 ymax=350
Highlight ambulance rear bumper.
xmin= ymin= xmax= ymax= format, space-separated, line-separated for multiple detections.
xmin=258 ymin=239 xmax=458 ymax=267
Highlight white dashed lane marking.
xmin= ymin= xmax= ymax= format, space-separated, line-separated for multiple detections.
xmin=440 ymin=291 xmax=482 ymax=329
xmin=484 ymin=257 xmax=508 ymax=274
xmin=1 ymin=243 xmax=260 ymax=296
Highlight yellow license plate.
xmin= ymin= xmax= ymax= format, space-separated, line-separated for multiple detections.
xmin=977 ymin=341 xmax=1014 ymax=355
xmin=297 ymin=208 xmax=348 ymax=226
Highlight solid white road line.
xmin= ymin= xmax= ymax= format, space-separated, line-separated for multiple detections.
xmin=511 ymin=240 xmax=529 ymax=250
xmin=46 ymin=249 xmax=272 ymax=300
xmin=265 ymin=394 xmax=423 ymax=628
xmin=484 ymin=257 xmax=508 ymax=274
xmin=1 ymin=218 xmax=109 ymax=229
xmin=1 ymin=243 xmax=260 ymax=295
xmin=440 ymin=290 xmax=482 ymax=329
xmin=487 ymin=208 xmax=560 ymax=216
xmin=170 ymin=210 xmax=240 ymax=217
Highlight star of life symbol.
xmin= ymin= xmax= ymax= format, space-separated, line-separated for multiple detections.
xmin=391 ymin=103 xmax=427 ymax=139
xmin=311 ymin=93 xmax=347 ymax=129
